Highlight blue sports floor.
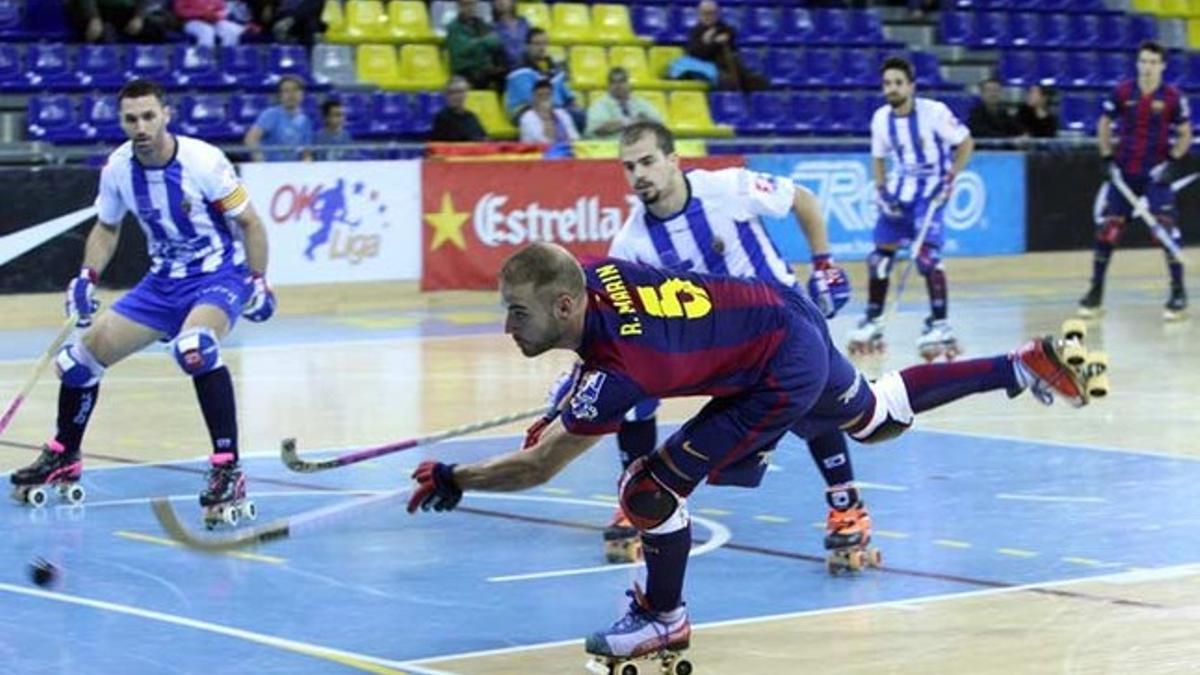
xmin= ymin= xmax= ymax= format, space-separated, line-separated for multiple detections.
xmin=5 ymin=425 xmax=1200 ymax=673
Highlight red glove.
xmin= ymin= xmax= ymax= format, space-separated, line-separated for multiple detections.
xmin=522 ymin=411 xmax=559 ymax=450
xmin=406 ymin=461 xmax=462 ymax=513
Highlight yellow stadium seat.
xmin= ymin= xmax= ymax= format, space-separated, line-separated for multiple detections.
xmin=568 ymin=45 xmax=609 ymax=90
xmin=636 ymin=90 xmax=669 ymax=124
xmin=334 ymin=0 xmax=390 ymax=43
xmin=550 ymin=3 xmax=595 ymax=45
xmin=395 ymin=44 xmax=449 ymax=90
xmin=648 ymin=45 xmax=682 ymax=79
xmin=516 ymin=2 xmax=552 ymax=30
xmin=1189 ymin=0 xmax=1200 ymax=17
xmin=322 ymin=0 xmax=345 ymax=35
xmin=547 ymin=44 xmax=567 ymax=63
xmin=466 ymin=90 xmax=517 ymax=139
xmin=674 ymin=139 xmax=709 ymax=158
xmin=387 ymin=1 xmax=437 ymax=42
xmin=1189 ymin=18 xmax=1200 ymax=47
xmin=573 ymin=140 xmax=619 ymax=158
xmin=607 ymin=46 xmax=659 ymax=88
xmin=1161 ymin=0 xmax=1197 ymax=15
xmin=356 ymin=44 xmax=403 ymax=88
xmin=669 ymin=90 xmax=733 ymax=138
xmin=592 ymin=4 xmax=648 ymax=45
xmin=1132 ymin=0 xmax=1162 ymax=12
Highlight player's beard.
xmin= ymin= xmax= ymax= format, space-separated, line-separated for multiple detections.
xmin=635 ymin=182 xmax=660 ymax=204
xmin=515 ymin=325 xmax=561 ymax=357
xmin=886 ymin=93 xmax=908 ymax=109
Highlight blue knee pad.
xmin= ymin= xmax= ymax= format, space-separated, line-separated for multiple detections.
xmin=172 ymin=327 xmax=223 ymax=376
xmin=866 ymin=249 xmax=895 ymax=281
xmin=55 ymin=343 xmax=105 ymax=388
xmin=915 ymin=244 xmax=942 ymax=277
xmin=624 ymin=398 xmax=660 ymax=422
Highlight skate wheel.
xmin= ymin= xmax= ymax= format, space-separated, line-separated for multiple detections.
xmin=617 ymin=661 xmax=640 ymax=675
xmin=225 ymin=506 xmax=240 ymax=527
xmin=847 ymin=549 xmax=865 ymax=571
xmin=243 ymin=500 xmax=258 ymax=521
xmin=673 ymin=659 xmax=693 ymax=675
xmin=27 ymin=487 xmax=48 ymax=508
xmin=1084 ymin=350 xmax=1108 ymax=376
xmin=1061 ymin=319 xmax=1087 ymax=343
xmin=1086 ymin=373 xmax=1110 ymax=399
xmin=64 ymin=483 xmax=86 ymax=505
xmin=868 ymin=548 xmax=883 ymax=568
xmin=1061 ymin=342 xmax=1087 ymax=368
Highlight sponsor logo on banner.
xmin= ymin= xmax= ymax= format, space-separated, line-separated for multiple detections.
xmin=241 ymin=161 xmax=421 ymax=285
xmin=421 ymin=157 xmax=742 ymax=290
xmin=747 ymin=153 xmax=1025 ymax=260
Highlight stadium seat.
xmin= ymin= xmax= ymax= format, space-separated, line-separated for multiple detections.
xmin=267 ymin=45 xmax=313 ymax=86
xmin=747 ymin=92 xmax=787 ymax=135
xmin=608 ymin=45 xmax=667 ymax=90
xmin=802 ymin=49 xmax=839 ymax=88
xmin=765 ymin=47 xmax=803 ymax=87
xmin=369 ymin=91 xmax=412 ymax=135
xmin=790 ymin=92 xmax=831 ymax=135
xmin=779 ymin=7 xmax=815 ymax=45
xmin=998 ymin=51 xmax=1036 ymax=87
xmin=178 ymin=94 xmax=235 ymax=142
xmin=939 ymin=92 xmax=972 ymax=122
xmin=1006 ymin=12 xmax=1039 ymax=47
xmin=222 ymin=46 xmax=266 ymax=89
xmin=330 ymin=90 xmax=373 ymax=136
xmin=465 ymin=89 xmax=516 ymax=139
xmin=707 ymin=91 xmax=748 ymax=130
xmin=630 ymin=5 xmax=674 ymax=43
xmin=127 ymin=45 xmax=172 ymax=84
xmin=80 ymin=94 xmax=123 ymax=142
xmin=1060 ymin=95 xmax=1100 ymax=133
xmin=550 ymin=3 xmax=595 ymax=45
xmin=516 ymin=2 xmax=551 ymax=31
xmin=1129 ymin=14 xmax=1159 ymax=44
xmin=313 ymin=44 xmax=356 ymax=87
xmin=1035 ymin=51 xmax=1067 ymax=87
xmin=1039 ymin=13 xmax=1071 ymax=48
xmin=230 ymin=93 xmax=270 ymax=128
xmin=839 ymin=49 xmax=875 ymax=88
xmin=568 ymin=45 xmax=608 ymax=90
xmin=938 ymin=12 xmax=973 ymax=46
xmin=1063 ymin=50 xmax=1099 ymax=87
xmin=1098 ymin=51 xmax=1131 ymax=86
xmin=173 ymin=45 xmax=227 ymax=89
xmin=321 ymin=0 xmax=344 ymax=34
xmin=847 ymin=10 xmax=885 ymax=45
xmin=909 ymin=51 xmax=944 ymax=87
xmin=1167 ymin=51 xmax=1193 ymax=88
xmin=396 ymin=43 xmax=448 ymax=90
xmin=592 ymin=4 xmax=646 ymax=45
xmin=648 ymin=45 xmax=682 ymax=79
xmin=1160 ymin=0 xmax=1196 ymax=16
xmin=736 ymin=47 xmax=765 ymax=82
xmin=388 ymin=0 xmax=436 ymax=42
xmin=638 ymin=89 xmax=670 ymax=124
xmin=23 ymin=0 xmax=70 ymax=39
xmin=1099 ymin=14 xmax=1130 ymax=48
xmin=810 ymin=9 xmax=850 ymax=44
xmin=411 ymin=91 xmax=444 ymax=134
xmin=973 ymin=11 xmax=1010 ymax=48
xmin=26 ymin=43 xmax=78 ymax=90
xmin=356 ymin=44 xmax=403 ymax=89
xmin=827 ymin=93 xmax=870 ymax=135
xmin=332 ymin=0 xmax=390 ymax=43
xmin=1067 ymin=14 xmax=1100 ymax=48
xmin=0 ymin=0 xmax=22 ymax=38
xmin=740 ymin=5 xmax=780 ymax=45
xmin=27 ymin=95 xmax=78 ymax=142
xmin=76 ymin=45 xmax=126 ymax=90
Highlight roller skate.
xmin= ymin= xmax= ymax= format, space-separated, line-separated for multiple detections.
xmin=916 ymin=316 xmax=961 ymax=362
xmin=823 ymin=484 xmax=882 ymax=576
xmin=603 ymin=508 xmax=643 ymax=564
xmin=584 ymin=586 xmax=693 ymax=675
xmin=846 ymin=316 xmax=885 ymax=356
xmin=199 ymin=452 xmax=256 ymax=529
xmin=9 ymin=439 xmax=85 ymax=507
xmin=1077 ymin=282 xmax=1103 ymax=319
xmin=1164 ymin=283 xmax=1187 ymax=322
xmin=1010 ymin=320 xmax=1110 ymax=408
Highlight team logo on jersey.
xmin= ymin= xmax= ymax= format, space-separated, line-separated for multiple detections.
xmin=1151 ymin=100 xmax=1165 ymax=113
xmin=569 ymin=371 xmax=607 ymax=421
xmin=752 ymin=174 xmax=776 ymax=194
xmin=711 ymin=235 xmax=726 ymax=255
xmin=179 ymin=199 xmax=192 ymax=215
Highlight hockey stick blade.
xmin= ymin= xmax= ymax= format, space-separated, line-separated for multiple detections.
xmin=280 ymin=405 xmax=547 ymax=474
xmin=0 ymin=315 xmax=78 ymax=437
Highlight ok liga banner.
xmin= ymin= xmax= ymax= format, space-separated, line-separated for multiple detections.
xmin=748 ymin=152 xmax=1028 ymax=262
xmin=240 ymin=160 xmax=423 ymax=286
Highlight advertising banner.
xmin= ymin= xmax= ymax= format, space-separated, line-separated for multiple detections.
xmin=241 ymin=160 xmax=423 ymax=286
xmin=420 ymin=156 xmax=743 ymax=290
xmin=747 ymin=152 xmax=1027 ymax=261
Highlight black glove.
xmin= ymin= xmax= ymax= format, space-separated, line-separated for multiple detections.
xmin=1101 ymin=153 xmax=1114 ymax=176
xmin=1150 ymin=155 xmax=1185 ymax=185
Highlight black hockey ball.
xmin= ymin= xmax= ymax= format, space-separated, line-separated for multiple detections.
xmin=30 ymin=557 xmax=57 ymax=588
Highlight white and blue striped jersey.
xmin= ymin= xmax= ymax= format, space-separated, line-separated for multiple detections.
xmin=870 ymin=97 xmax=970 ymax=204
xmin=609 ymin=168 xmax=798 ymax=286
xmin=95 ymin=135 xmax=251 ymax=279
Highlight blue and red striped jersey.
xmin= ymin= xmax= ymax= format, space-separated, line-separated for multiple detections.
xmin=561 ymin=258 xmax=807 ymax=435
xmin=1104 ymin=80 xmax=1190 ymax=177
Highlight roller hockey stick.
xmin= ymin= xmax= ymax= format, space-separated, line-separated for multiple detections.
xmin=1109 ymin=168 xmax=1189 ymax=265
xmin=151 ymin=489 xmax=403 ymax=553
xmin=883 ymin=198 xmax=941 ymax=324
xmin=0 ymin=316 xmax=78 ymax=437
xmin=280 ymin=405 xmax=547 ymax=473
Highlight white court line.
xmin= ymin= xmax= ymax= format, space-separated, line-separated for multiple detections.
xmin=996 ymin=493 xmax=1107 ymax=504
xmin=409 ymin=561 xmax=1199 ymax=667
xmin=918 ymin=426 xmax=1200 ymax=463
xmin=0 ymin=582 xmax=451 ymax=675
xmin=856 ymin=481 xmax=908 ymax=492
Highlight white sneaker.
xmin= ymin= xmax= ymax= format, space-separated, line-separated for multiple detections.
xmin=584 ymin=587 xmax=691 ymax=658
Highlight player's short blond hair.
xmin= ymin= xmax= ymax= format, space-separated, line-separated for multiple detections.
xmin=500 ymin=242 xmax=586 ymax=300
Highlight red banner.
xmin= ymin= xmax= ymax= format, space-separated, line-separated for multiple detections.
xmin=421 ymin=156 xmax=744 ymax=290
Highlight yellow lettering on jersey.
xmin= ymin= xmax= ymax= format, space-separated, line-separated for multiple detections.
xmin=636 ymin=279 xmax=712 ymax=320
xmin=596 ymin=264 xmax=643 ymax=336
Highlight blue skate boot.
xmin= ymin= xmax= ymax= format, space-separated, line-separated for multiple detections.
xmin=585 ymin=586 xmax=693 ymax=675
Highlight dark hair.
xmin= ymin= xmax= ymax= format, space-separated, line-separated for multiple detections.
xmin=527 ymin=27 xmax=546 ymax=43
xmin=533 ymin=78 xmax=553 ymax=91
xmin=500 ymin=242 xmax=585 ymax=299
xmin=619 ymin=120 xmax=675 ymax=155
xmin=117 ymin=78 xmax=166 ymax=104
xmin=880 ymin=56 xmax=914 ymax=83
xmin=1138 ymin=40 xmax=1166 ymax=59
xmin=278 ymin=74 xmax=306 ymax=91
xmin=321 ymin=99 xmax=343 ymax=117
xmin=981 ymin=76 xmax=1002 ymax=87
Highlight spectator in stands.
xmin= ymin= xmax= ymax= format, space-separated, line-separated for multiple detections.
xmin=174 ymin=0 xmax=246 ymax=46
xmin=585 ymin=67 xmax=663 ymax=139
xmin=447 ymin=0 xmax=509 ymax=92
xmin=430 ymin=76 xmax=488 ymax=142
xmin=492 ymin=0 xmax=530 ymax=68
xmin=244 ymin=75 xmax=314 ymax=162
xmin=968 ymin=77 xmax=1021 ymax=138
xmin=683 ymin=0 xmax=767 ymax=92
xmin=518 ymin=79 xmax=580 ymax=144
xmin=315 ymin=99 xmax=353 ymax=160
xmin=271 ymin=0 xmax=324 ymax=49
xmin=69 ymin=0 xmax=175 ymax=43
xmin=1017 ymin=84 xmax=1058 ymax=138
xmin=505 ymin=28 xmax=579 ymax=122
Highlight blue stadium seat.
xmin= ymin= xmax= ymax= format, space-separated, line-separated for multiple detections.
xmin=998 ymin=51 xmax=1036 ymax=87
xmin=630 ymin=5 xmax=674 ymax=43
xmin=229 ymin=93 xmax=270 ymax=132
xmin=747 ymin=92 xmax=788 ymax=135
xmin=973 ymin=12 xmax=1010 ymax=48
xmin=1129 ymin=15 xmax=1158 ymax=46
xmin=1098 ymin=15 xmax=1130 ymax=49
xmin=1060 ymin=95 xmax=1100 ymax=133
xmin=708 ymin=91 xmax=748 ymax=130
xmin=826 ymin=93 xmax=868 ymax=134
xmin=736 ymin=47 xmax=766 ymax=82
xmin=1167 ymin=52 xmax=1192 ymax=90
xmin=267 ymin=45 xmax=312 ymax=86
xmin=790 ymin=92 xmax=831 ymax=135
xmin=26 ymin=43 xmax=79 ymax=90
xmin=0 ymin=0 xmax=22 ymax=39
xmin=331 ymin=91 xmax=372 ymax=136
xmin=839 ymin=49 xmax=876 ymax=88
xmin=802 ymin=49 xmax=839 ymax=88
xmin=715 ymin=5 xmax=744 ymax=35
xmin=1006 ymin=13 xmax=1039 ymax=48
xmin=765 ymin=47 xmax=803 ymax=87
xmin=77 ymin=45 xmax=126 ymax=89
xmin=222 ymin=46 xmax=266 ymax=89
xmin=178 ymin=94 xmax=235 ymax=142
xmin=1098 ymin=52 xmax=1131 ymax=87
xmin=27 ymin=95 xmax=78 ymax=142
xmin=1035 ymin=51 xmax=1068 ymax=87
xmin=938 ymin=12 xmax=973 ymax=46
xmin=127 ymin=45 xmax=173 ymax=84
xmin=24 ymin=0 xmax=71 ymax=39
xmin=1063 ymin=50 xmax=1099 ymax=88
xmin=939 ymin=92 xmax=973 ymax=121
xmin=909 ymin=51 xmax=944 ymax=87
xmin=80 ymin=95 xmax=123 ymax=142
xmin=411 ymin=92 xmax=444 ymax=135
xmin=174 ymin=45 xmax=227 ymax=89
xmin=370 ymin=92 xmax=412 ymax=136
xmin=678 ymin=6 xmax=698 ymax=36
xmin=847 ymin=11 xmax=885 ymax=45
xmin=740 ymin=6 xmax=780 ymax=46
xmin=1067 ymin=13 xmax=1099 ymax=49
xmin=1039 ymin=13 xmax=1070 ymax=48
xmin=810 ymin=9 xmax=850 ymax=45
xmin=780 ymin=8 xmax=815 ymax=45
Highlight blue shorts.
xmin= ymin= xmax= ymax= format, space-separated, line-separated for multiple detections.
xmin=111 ymin=265 xmax=253 ymax=339
xmin=875 ymin=197 xmax=946 ymax=249
xmin=1101 ymin=175 xmax=1174 ymax=221
xmin=652 ymin=291 xmax=869 ymax=496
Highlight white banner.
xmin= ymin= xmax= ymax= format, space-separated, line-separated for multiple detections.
xmin=240 ymin=161 xmax=422 ymax=285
